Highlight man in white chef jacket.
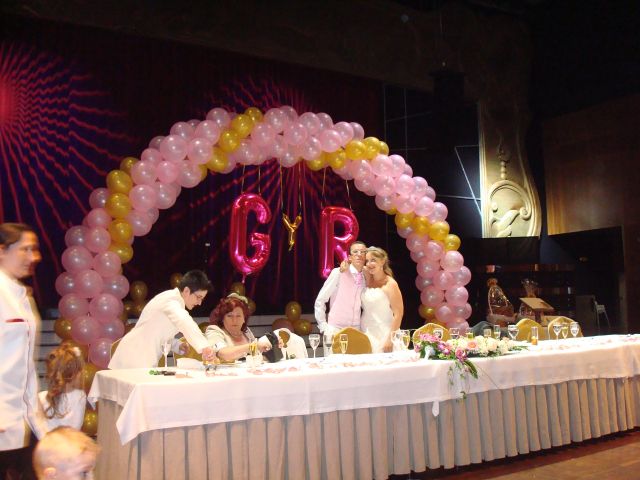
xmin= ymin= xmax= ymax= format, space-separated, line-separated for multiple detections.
xmin=109 ymin=270 xmax=215 ymax=369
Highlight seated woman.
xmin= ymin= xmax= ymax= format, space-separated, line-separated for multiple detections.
xmin=205 ymin=294 xmax=273 ymax=362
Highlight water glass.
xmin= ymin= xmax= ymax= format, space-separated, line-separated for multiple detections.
xmin=465 ymin=328 xmax=474 ymax=339
xmin=530 ymin=326 xmax=538 ymax=345
xmin=434 ymin=328 xmax=444 ymax=340
xmin=450 ymin=328 xmax=460 ymax=340
xmin=483 ymin=327 xmax=492 ymax=338
xmin=561 ymin=325 xmax=569 ymax=339
xmin=309 ymin=334 xmax=320 ymax=358
xmin=507 ymin=324 xmax=519 ymax=340
xmin=493 ymin=325 xmax=501 ymax=340
xmin=552 ymin=323 xmax=562 ymax=340
xmin=570 ymin=322 xmax=580 ymax=338
xmin=162 ymin=341 xmax=172 ymax=369
xmin=323 ymin=332 xmax=333 ymax=356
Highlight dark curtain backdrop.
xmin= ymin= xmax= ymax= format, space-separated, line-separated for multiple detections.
xmin=1 ymin=17 xmax=386 ymax=317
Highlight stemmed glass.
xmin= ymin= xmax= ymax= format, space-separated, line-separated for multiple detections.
xmin=507 ymin=324 xmax=519 ymax=340
xmin=552 ymin=323 xmax=562 ymax=340
xmin=161 ymin=340 xmax=172 ymax=369
xmin=309 ymin=334 xmax=320 ymax=358
xmin=433 ymin=328 xmax=444 ymax=340
xmin=402 ymin=330 xmax=411 ymax=349
xmin=493 ymin=325 xmax=501 ymax=340
xmin=561 ymin=325 xmax=569 ymax=339
xmin=323 ymin=332 xmax=333 ymax=357
xmin=339 ymin=334 xmax=348 ymax=354
xmin=449 ymin=328 xmax=460 ymax=340
xmin=483 ymin=328 xmax=492 ymax=339
xmin=465 ymin=328 xmax=474 ymax=339
xmin=570 ymin=322 xmax=580 ymax=338
xmin=392 ymin=330 xmax=404 ymax=351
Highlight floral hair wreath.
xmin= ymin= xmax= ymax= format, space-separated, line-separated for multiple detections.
xmin=227 ymin=292 xmax=249 ymax=305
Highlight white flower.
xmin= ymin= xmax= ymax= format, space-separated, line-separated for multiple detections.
xmin=498 ymin=341 xmax=509 ymax=355
xmin=486 ymin=337 xmax=499 ymax=352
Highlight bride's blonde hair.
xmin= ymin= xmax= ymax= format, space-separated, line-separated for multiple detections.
xmin=366 ymin=247 xmax=394 ymax=278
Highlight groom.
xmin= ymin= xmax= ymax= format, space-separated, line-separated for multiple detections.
xmin=314 ymin=241 xmax=367 ymax=335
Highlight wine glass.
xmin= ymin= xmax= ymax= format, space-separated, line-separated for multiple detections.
xmin=309 ymin=334 xmax=320 ymax=358
xmin=392 ymin=330 xmax=403 ymax=351
xmin=161 ymin=341 xmax=172 ymax=369
xmin=507 ymin=324 xmax=519 ymax=340
xmin=561 ymin=325 xmax=569 ymax=339
xmin=402 ymin=330 xmax=411 ymax=349
xmin=339 ymin=334 xmax=348 ymax=354
xmin=434 ymin=328 xmax=444 ymax=340
xmin=493 ymin=325 xmax=501 ymax=340
xmin=483 ymin=328 xmax=492 ymax=339
xmin=449 ymin=328 xmax=460 ymax=340
xmin=323 ymin=332 xmax=333 ymax=357
xmin=570 ymin=322 xmax=580 ymax=338
xmin=552 ymin=323 xmax=562 ymax=340
xmin=465 ymin=328 xmax=474 ymax=339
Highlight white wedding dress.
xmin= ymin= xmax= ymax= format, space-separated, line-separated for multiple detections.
xmin=361 ymin=288 xmax=394 ymax=353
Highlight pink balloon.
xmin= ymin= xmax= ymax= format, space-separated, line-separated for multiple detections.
xmin=62 ymin=246 xmax=93 ymax=274
xmin=435 ymin=304 xmax=454 ymax=324
xmin=318 ymin=129 xmax=342 ymax=152
xmin=140 ymin=148 xmax=163 ymax=165
xmin=441 ymin=251 xmax=464 ymax=272
xmin=89 ymin=188 xmax=109 ymax=209
xmin=71 ymin=315 xmax=100 ymax=345
xmin=229 ymin=193 xmax=272 ymax=278
xmin=415 ymin=196 xmax=435 ymax=217
xmin=395 ymin=174 xmax=416 ymax=197
xmin=101 ymin=274 xmax=130 ymax=299
xmin=415 ymin=275 xmax=432 ymax=291
xmin=159 ymin=135 xmax=188 ymax=162
xmin=374 ymin=194 xmax=394 ymax=211
xmin=194 ymin=120 xmax=222 ymax=143
xmin=452 ymin=266 xmax=472 ymax=286
xmin=445 ymin=286 xmax=469 ymax=306
xmin=156 ymin=160 xmax=180 ymax=184
xmin=354 ymin=175 xmax=375 ymax=195
xmin=373 ymin=175 xmax=396 ymax=197
xmin=126 ymin=210 xmax=152 ymax=236
xmin=187 ymin=137 xmax=213 ymax=165
xmin=334 ymin=121 xmax=354 ymax=145
xmin=280 ymin=106 xmax=298 ymax=121
xmin=55 ymin=272 xmax=76 ymax=296
xmin=153 ymin=182 xmax=178 ymax=210
xmin=413 ymin=177 xmax=428 ymax=197
xmin=453 ymin=303 xmax=472 ymax=320
xmin=58 ymin=294 xmax=89 ymax=320
xmin=148 ymin=136 xmax=164 ymax=149
xmin=299 ymin=112 xmax=322 ymax=135
xmin=130 ymin=161 xmax=158 ymax=185
xmin=177 ymin=164 xmax=203 ymax=188
xmin=278 ymin=150 xmax=299 ymax=168
xmin=89 ymin=293 xmax=123 ymax=324
xmin=251 ymin=123 xmax=276 ymax=147
xmin=206 ymin=108 xmax=231 ymax=128
xmin=430 ymin=202 xmax=448 ymax=222
xmin=300 ymin=136 xmax=322 ymax=161
xmin=88 ymin=337 xmax=113 ymax=368
xmin=129 ymin=184 xmax=158 ymax=212
xmin=332 ymin=164 xmax=352 ymax=180
xmin=170 ymin=121 xmax=195 ymax=141
xmin=317 ymin=112 xmax=333 ymax=129
xmin=425 ymin=186 xmax=436 ymax=201
xmin=85 ymin=227 xmax=110 ymax=254
xmin=99 ymin=320 xmax=125 ymax=342
xmin=232 ymin=140 xmax=260 ymax=165
xmin=404 ymin=164 xmax=414 ymax=177
xmin=318 ymin=206 xmax=359 ymax=278
xmin=267 ymin=134 xmax=287 ymax=158
xmin=388 ymin=155 xmax=406 ymax=178
xmin=424 ymin=240 xmax=445 ymax=262
xmin=264 ymin=108 xmax=289 ymax=133
xmin=86 ymin=208 xmax=112 ymax=230
xmin=371 ymin=155 xmax=392 ymax=176
xmin=350 ymin=122 xmax=365 ymax=140
xmin=64 ymin=225 xmax=89 ymax=247
xmin=396 ymin=226 xmax=413 ymax=239
xmin=74 ymin=269 xmax=104 ymax=298
xmin=410 ymin=249 xmax=426 ymax=263
xmin=394 ymin=195 xmax=416 ymax=214
xmin=416 ymin=259 xmax=440 ymax=279
xmin=433 ymin=270 xmax=455 ymax=290
xmin=447 ymin=317 xmax=470 ymax=330
xmin=283 ymin=122 xmax=308 ymax=146
xmin=420 ymin=286 xmax=444 ymax=307
xmin=406 ymin=232 xmax=426 ymax=253
xmin=349 ymin=159 xmax=372 ymax=180
xmin=187 ymin=119 xmax=200 ymax=128
xmin=93 ymin=251 xmax=122 ymax=277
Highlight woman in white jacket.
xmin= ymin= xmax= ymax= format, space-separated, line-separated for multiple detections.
xmin=0 ymin=223 xmax=47 ymax=478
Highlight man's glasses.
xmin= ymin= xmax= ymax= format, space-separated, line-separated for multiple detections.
xmin=350 ymin=250 xmax=367 ymax=256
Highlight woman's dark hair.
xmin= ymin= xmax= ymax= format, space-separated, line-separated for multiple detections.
xmin=178 ymin=270 xmax=212 ymax=292
xmin=0 ymin=223 xmax=35 ymax=248
xmin=209 ymin=297 xmax=250 ymax=332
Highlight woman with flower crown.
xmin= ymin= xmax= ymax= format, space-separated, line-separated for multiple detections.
xmin=360 ymin=247 xmax=404 ymax=353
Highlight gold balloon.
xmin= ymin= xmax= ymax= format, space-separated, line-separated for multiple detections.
xmin=230 ymin=114 xmax=254 ymax=139
xmin=130 ymin=280 xmax=148 ymax=302
xmin=80 ymin=362 xmax=99 ymax=394
xmin=119 ymin=309 xmax=128 ymax=323
xmin=247 ymin=299 xmax=256 ymax=315
xmin=123 ymin=300 xmax=134 ymax=316
xmin=362 ymin=137 xmax=382 ymax=159
xmin=345 ymin=140 xmax=366 ymax=160
xmin=119 ymin=156 xmax=138 ymax=175
xmin=106 ymin=170 xmax=133 ymax=194
xmin=198 ymin=164 xmax=208 ymax=181
xmin=326 ymin=149 xmax=347 ymax=169
xmin=444 ymin=233 xmax=461 ymax=251
xmin=82 ymin=408 xmax=98 ymax=437
xmin=54 ymin=318 xmax=73 ymax=341
xmin=386 ymin=207 xmax=397 ymax=215
xmin=244 ymin=107 xmax=263 ymax=123
xmin=379 ymin=141 xmax=390 ymax=155
xmin=282 ymin=213 xmax=302 ymax=251
xmin=293 ymin=318 xmax=311 ymax=336
xmin=108 ymin=219 xmax=133 ymax=244
xmin=206 ymin=147 xmax=229 ymax=173
xmin=412 ymin=216 xmax=430 ymax=235
xmin=169 ymin=272 xmax=183 ymax=288
xmin=285 ymin=301 xmax=302 ymax=321
xmin=218 ymin=129 xmax=240 ymax=152
xmin=394 ymin=212 xmax=415 ymax=229
xmin=109 ymin=242 xmax=133 ymax=264
xmin=229 ymin=281 xmax=246 ymax=296
xmin=418 ymin=305 xmax=436 ymax=320
xmin=132 ymin=302 xmax=146 ymax=318
xmin=305 ymin=157 xmax=325 ymax=171
xmin=429 ymin=221 xmax=450 ymax=242
xmin=105 ymin=193 xmax=131 ymax=219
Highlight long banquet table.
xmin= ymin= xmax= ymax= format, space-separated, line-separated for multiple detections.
xmin=89 ymin=335 xmax=640 ymax=480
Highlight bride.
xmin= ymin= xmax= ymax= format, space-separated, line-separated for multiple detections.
xmin=361 ymin=247 xmax=404 ymax=353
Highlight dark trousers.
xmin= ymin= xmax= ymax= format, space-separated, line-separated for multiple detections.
xmin=0 ymin=433 xmax=37 ymax=480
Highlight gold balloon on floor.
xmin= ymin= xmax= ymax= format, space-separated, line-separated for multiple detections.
xmin=80 ymin=362 xmax=99 ymax=394
xmin=82 ymin=407 xmax=98 ymax=437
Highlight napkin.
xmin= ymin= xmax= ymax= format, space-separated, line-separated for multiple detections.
xmin=177 ymin=358 xmax=204 ymax=370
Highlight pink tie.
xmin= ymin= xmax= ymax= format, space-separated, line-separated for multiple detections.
xmin=354 ymin=272 xmax=363 ymax=287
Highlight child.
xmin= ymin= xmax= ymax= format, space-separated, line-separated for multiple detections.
xmin=38 ymin=344 xmax=87 ymax=430
xmin=32 ymin=427 xmax=99 ymax=479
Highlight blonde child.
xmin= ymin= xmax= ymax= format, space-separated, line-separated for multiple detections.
xmin=38 ymin=344 xmax=86 ymax=430
xmin=33 ymin=427 xmax=99 ymax=479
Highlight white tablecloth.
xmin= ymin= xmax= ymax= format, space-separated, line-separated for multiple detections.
xmin=90 ymin=335 xmax=640 ymax=479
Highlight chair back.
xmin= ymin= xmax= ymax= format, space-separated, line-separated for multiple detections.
xmin=331 ymin=327 xmax=372 ymax=354
xmin=412 ymin=323 xmax=450 ymax=343
xmin=515 ymin=318 xmax=547 ymax=341
xmin=547 ymin=316 xmax=582 ymax=338
xmin=274 ymin=328 xmax=308 ymax=359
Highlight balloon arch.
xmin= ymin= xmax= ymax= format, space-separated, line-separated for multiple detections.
xmin=55 ymin=106 xmax=472 ymax=371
